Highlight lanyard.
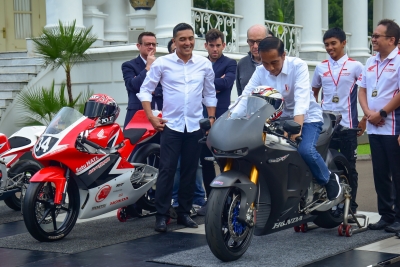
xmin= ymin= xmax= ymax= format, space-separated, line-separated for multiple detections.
xmin=327 ymin=60 xmax=348 ymax=90
xmin=375 ymin=58 xmax=394 ymax=88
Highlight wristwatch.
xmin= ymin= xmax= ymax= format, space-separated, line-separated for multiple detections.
xmin=379 ymin=109 xmax=387 ymax=118
xmin=208 ymin=116 xmax=216 ymax=120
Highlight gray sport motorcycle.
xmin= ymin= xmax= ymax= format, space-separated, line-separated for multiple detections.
xmin=202 ymin=95 xmax=354 ymax=262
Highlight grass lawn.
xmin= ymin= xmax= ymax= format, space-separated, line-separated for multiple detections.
xmin=357 ymin=144 xmax=371 ymax=155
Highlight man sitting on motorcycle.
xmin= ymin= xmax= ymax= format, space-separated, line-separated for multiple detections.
xmin=241 ymin=37 xmax=342 ymax=201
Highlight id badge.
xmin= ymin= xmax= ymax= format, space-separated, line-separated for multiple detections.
xmin=371 ymin=89 xmax=378 ymax=97
xmin=332 ymin=95 xmax=340 ymax=103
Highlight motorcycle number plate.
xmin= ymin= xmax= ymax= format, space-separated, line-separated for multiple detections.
xmin=34 ymin=135 xmax=59 ymax=157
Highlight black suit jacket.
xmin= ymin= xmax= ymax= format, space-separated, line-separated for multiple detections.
xmin=121 ymin=55 xmax=163 ymax=127
xmin=206 ymin=54 xmax=237 ymax=118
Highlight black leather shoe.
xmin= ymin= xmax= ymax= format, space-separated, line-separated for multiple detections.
xmin=385 ymin=222 xmax=400 ymax=233
xmin=154 ymin=216 xmax=168 ymax=233
xmin=177 ymin=214 xmax=198 ymax=228
xmin=368 ymin=219 xmax=392 ymax=230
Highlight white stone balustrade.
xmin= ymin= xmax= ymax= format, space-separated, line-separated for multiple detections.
xmin=265 ymin=20 xmax=303 ymax=57
xmin=191 ymin=8 xmax=243 ymax=53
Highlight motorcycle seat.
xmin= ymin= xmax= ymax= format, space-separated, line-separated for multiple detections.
xmin=123 ymin=128 xmax=147 ymax=145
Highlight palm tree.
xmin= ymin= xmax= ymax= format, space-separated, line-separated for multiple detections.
xmin=16 ymin=80 xmax=93 ymax=126
xmin=32 ymin=20 xmax=97 ymax=106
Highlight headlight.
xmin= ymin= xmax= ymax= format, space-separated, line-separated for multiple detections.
xmin=212 ymin=147 xmax=248 ymax=157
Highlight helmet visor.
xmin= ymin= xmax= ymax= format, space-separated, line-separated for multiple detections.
xmin=83 ymin=101 xmax=115 ymax=119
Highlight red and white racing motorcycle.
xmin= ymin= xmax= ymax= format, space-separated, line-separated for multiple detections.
xmin=0 ymin=126 xmax=44 ymax=210
xmin=22 ymin=94 xmax=160 ymax=242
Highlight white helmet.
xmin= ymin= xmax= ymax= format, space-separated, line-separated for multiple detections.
xmin=252 ymin=86 xmax=284 ymax=122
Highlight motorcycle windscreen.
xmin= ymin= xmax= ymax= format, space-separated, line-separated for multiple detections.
xmin=44 ymin=107 xmax=84 ymax=135
xmin=207 ymin=96 xmax=276 ymax=158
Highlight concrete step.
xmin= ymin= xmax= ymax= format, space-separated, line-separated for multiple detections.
xmin=0 ymin=57 xmax=43 ymax=66
xmin=0 ymin=89 xmax=20 ymax=99
xmin=0 ymin=65 xmax=43 ymax=74
xmin=0 ymin=82 xmax=28 ymax=90
xmin=0 ymin=99 xmax=13 ymax=107
xmin=0 ymin=51 xmax=27 ymax=58
xmin=0 ymin=73 xmax=35 ymax=82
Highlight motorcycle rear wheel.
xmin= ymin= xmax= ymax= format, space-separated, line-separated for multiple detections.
xmin=313 ymin=152 xmax=351 ymax=229
xmin=205 ymin=187 xmax=254 ymax=262
xmin=4 ymin=160 xmax=42 ymax=211
xmin=22 ymin=179 xmax=80 ymax=242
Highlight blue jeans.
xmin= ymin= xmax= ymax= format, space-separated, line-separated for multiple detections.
xmin=298 ymin=122 xmax=330 ymax=185
xmin=172 ymin=157 xmax=205 ymax=206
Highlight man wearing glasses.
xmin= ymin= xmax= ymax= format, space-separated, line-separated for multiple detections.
xmin=122 ymin=32 xmax=163 ymax=128
xmin=236 ymin=24 xmax=273 ymax=96
xmin=357 ymin=19 xmax=400 ymax=233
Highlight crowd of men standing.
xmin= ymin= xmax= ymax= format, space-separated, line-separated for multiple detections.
xmin=122 ymin=19 xmax=400 ymax=234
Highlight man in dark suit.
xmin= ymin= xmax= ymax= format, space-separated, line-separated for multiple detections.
xmin=122 ymin=32 xmax=162 ymax=128
xmin=197 ymin=28 xmax=237 ymax=216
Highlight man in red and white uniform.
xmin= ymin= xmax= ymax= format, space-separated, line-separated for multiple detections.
xmin=358 ymin=19 xmax=400 ymax=232
xmin=312 ymin=27 xmax=365 ymax=217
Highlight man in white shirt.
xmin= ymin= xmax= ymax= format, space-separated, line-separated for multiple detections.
xmin=137 ymin=23 xmax=217 ymax=233
xmin=242 ymin=37 xmax=342 ymax=203
xmin=312 ymin=27 xmax=366 ymax=217
xmin=357 ymin=19 xmax=400 ymax=232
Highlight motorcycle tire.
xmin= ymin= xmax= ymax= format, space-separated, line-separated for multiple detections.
xmin=131 ymin=144 xmax=160 ymax=212
xmin=313 ymin=151 xmax=351 ymax=229
xmin=205 ymin=187 xmax=254 ymax=262
xmin=3 ymin=160 xmax=42 ymax=211
xmin=22 ymin=179 xmax=80 ymax=242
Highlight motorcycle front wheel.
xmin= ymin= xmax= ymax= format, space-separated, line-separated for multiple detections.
xmin=4 ymin=160 xmax=42 ymax=211
xmin=205 ymin=187 xmax=254 ymax=262
xmin=22 ymin=179 xmax=80 ymax=242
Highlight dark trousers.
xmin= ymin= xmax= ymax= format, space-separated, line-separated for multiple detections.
xmin=369 ymin=134 xmax=400 ymax=222
xmin=155 ymin=126 xmax=203 ymax=217
xmin=329 ymin=129 xmax=359 ymax=212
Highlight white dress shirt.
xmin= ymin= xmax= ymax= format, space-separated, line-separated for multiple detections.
xmin=312 ymin=54 xmax=363 ymax=128
xmin=357 ymin=47 xmax=400 ymax=135
xmin=242 ymin=56 xmax=323 ymax=123
xmin=137 ymin=52 xmax=217 ymax=133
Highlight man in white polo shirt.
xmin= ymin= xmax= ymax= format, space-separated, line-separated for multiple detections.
xmin=358 ymin=19 xmax=400 ymax=232
xmin=312 ymin=27 xmax=366 ymax=217
xmin=242 ymin=37 xmax=342 ymax=203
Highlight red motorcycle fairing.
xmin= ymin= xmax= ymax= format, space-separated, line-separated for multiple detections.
xmin=29 ymin=166 xmax=66 ymax=204
xmin=0 ymin=134 xmax=10 ymax=155
xmin=86 ymin=124 xmax=124 ymax=149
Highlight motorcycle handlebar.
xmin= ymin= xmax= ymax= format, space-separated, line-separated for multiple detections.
xmin=81 ymin=137 xmax=103 ymax=150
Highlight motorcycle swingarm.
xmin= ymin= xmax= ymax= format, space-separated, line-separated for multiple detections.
xmin=211 ymin=170 xmax=257 ymax=223
xmin=0 ymin=188 xmax=19 ymax=200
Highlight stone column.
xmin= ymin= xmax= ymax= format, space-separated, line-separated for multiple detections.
xmin=322 ymin=0 xmax=329 ymax=31
xmin=343 ymin=0 xmax=370 ymax=62
xmin=45 ymin=0 xmax=85 ymax=29
xmin=295 ymin=0 xmax=326 ymax=60
xmin=102 ymin=0 xmax=129 ymax=44
xmin=383 ymin=0 xmax=400 ymax=23
xmin=154 ymin=0 xmax=192 ymax=47
xmin=82 ymin=0 xmax=109 ymax=47
xmin=235 ymin=0 xmax=265 ymax=53
xmin=373 ymin=0 xmax=383 ymax=29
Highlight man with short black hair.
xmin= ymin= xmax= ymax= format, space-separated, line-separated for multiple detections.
xmin=358 ymin=19 xmax=400 ymax=232
xmin=197 ymin=28 xmax=237 ymax=216
xmin=312 ymin=27 xmax=365 ymax=216
xmin=122 ymin=32 xmax=162 ymax=128
xmin=138 ymin=23 xmax=217 ymax=232
xmin=242 ymin=37 xmax=342 ymax=203
xmin=167 ymin=38 xmax=176 ymax=53
xmin=236 ymin=24 xmax=273 ymax=96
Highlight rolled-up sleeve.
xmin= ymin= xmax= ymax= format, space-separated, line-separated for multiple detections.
xmin=202 ymin=63 xmax=217 ymax=107
xmin=294 ymin=61 xmax=311 ymax=116
xmin=137 ymin=58 xmax=162 ymax=103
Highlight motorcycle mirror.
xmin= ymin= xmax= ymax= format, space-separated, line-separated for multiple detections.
xmin=199 ymin=118 xmax=211 ymax=132
xmin=282 ymin=120 xmax=301 ymax=135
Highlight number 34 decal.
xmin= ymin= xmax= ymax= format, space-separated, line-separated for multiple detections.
xmin=35 ymin=136 xmax=58 ymax=156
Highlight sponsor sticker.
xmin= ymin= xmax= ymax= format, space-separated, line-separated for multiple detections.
xmin=88 ymin=157 xmax=111 ymax=175
xmin=212 ymin=181 xmax=224 ymax=185
xmin=76 ymin=156 xmax=99 ymax=173
xmin=95 ymin=185 xmax=112 ymax=203
xmin=110 ymin=197 xmax=129 ymax=205
xmin=272 ymin=216 xmax=303 ymax=229
xmin=92 ymin=204 xmax=106 ymax=210
xmin=268 ymin=154 xmax=289 ymax=163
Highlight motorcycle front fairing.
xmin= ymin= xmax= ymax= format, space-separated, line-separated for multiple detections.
xmin=207 ymin=96 xmax=315 ymax=235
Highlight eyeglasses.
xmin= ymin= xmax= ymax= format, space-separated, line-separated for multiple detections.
xmin=140 ymin=42 xmax=158 ymax=47
xmin=247 ymin=39 xmax=264 ymax=46
xmin=371 ymin=34 xmax=393 ymax=39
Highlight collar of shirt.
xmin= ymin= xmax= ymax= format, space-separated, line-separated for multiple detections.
xmin=250 ymin=52 xmax=262 ymax=66
xmin=140 ymin=54 xmax=147 ymax=64
xmin=374 ymin=47 xmax=399 ymax=63
xmin=328 ymin=54 xmax=349 ymax=67
xmin=172 ymin=52 xmax=195 ymax=64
